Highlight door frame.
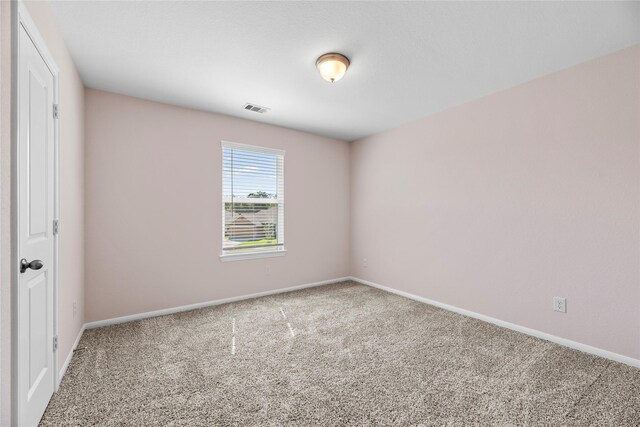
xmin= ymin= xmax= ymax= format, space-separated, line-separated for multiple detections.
xmin=12 ymin=2 xmax=60 ymax=425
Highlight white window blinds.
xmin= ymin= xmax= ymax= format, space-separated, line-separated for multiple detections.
xmin=222 ymin=141 xmax=285 ymax=256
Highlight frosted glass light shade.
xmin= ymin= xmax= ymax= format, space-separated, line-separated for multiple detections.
xmin=316 ymin=53 xmax=350 ymax=83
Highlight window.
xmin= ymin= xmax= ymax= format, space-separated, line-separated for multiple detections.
xmin=221 ymin=141 xmax=285 ymax=260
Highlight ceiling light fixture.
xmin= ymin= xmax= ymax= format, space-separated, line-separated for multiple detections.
xmin=316 ymin=53 xmax=350 ymax=83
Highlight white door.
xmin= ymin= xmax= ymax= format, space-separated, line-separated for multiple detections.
xmin=17 ymin=22 xmax=56 ymax=427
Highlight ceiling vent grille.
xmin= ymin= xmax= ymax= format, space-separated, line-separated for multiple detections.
xmin=242 ymin=103 xmax=270 ymax=114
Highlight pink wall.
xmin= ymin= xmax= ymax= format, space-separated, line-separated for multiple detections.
xmin=350 ymin=45 xmax=640 ymax=359
xmin=0 ymin=2 xmax=13 ymax=423
xmin=23 ymin=0 xmax=86 ymax=374
xmin=1 ymin=2 xmax=85 ymax=420
xmin=84 ymin=89 xmax=350 ymax=322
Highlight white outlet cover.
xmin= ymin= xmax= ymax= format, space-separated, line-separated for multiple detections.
xmin=553 ymin=297 xmax=567 ymax=313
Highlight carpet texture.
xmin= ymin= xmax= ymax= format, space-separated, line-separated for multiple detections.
xmin=40 ymin=281 xmax=640 ymax=426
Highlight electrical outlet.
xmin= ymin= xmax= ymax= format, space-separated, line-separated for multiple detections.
xmin=553 ymin=297 xmax=567 ymax=313
xmin=363 ymin=258 xmax=368 ymax=268
xmin=265 ymin=266 xmax=271 ymax=276
xmin=73 ymin=301 xmax=77 ymax=318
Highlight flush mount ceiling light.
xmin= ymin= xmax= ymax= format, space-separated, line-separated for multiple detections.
xmin=316 ymin=53 xmax=350 ymax=83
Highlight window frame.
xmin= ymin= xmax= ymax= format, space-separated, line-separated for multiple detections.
xmin=219 ymin=140 xmax=286 ymax=262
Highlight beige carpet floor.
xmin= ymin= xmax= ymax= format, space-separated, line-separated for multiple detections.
xmin=41 ymin=281 xmax=640 ymax=426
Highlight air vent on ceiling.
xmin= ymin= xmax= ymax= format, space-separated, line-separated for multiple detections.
xmin=242 ymin=103 xmax=270 ymax=114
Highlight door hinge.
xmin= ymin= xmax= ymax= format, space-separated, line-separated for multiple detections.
xmin=53 ymin=336 xmax=58 ymax=351
xmin=53 ymin=104 xmax=59 ymax=119
xmin=53 ymin=219 xmax=59 ymax=235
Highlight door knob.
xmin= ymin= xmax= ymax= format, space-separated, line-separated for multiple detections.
xmin=20 ymin=258 xmax=43 ymax=274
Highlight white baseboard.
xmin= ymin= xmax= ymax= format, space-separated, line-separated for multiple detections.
xmin=349 ymin=276 xmax=640 ymax=369
xmin=58 ymin=324 xmax=85 ymax=388
xmin=84 ymin=277 xmax=351 ymax=330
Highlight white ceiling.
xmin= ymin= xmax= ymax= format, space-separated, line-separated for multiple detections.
xmin=51 ymin=1 xmax=640 ymax=141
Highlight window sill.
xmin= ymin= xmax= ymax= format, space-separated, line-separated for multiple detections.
xmin=219 ymin=249 xmax=287 ymax=262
